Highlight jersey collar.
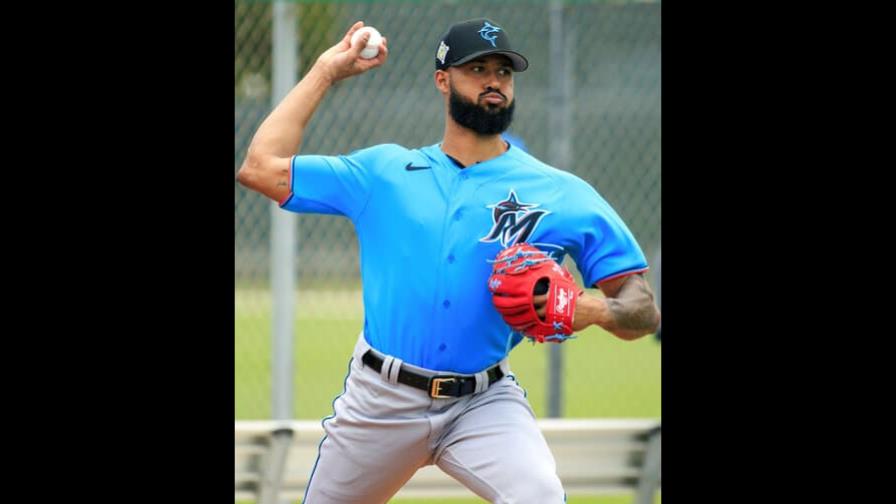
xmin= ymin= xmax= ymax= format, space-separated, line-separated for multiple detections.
xmin=436 ymin=141 xmax=512 ymax=170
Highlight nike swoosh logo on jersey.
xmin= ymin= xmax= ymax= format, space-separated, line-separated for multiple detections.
xmin=405 ymin=162 xmax=431 ymax=171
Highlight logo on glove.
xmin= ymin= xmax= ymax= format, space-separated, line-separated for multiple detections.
xmin=555 ymin=288 xmax=569 ymax=315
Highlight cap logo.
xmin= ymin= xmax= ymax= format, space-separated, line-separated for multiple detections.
xmin=478 ymin=21 xmax=502 ymax=48
xmin=436 ymin=40 xmax=450 ymax=65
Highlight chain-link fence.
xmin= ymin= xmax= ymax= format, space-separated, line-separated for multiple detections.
xmin=236 ymin=0 xmax=660 ymax=420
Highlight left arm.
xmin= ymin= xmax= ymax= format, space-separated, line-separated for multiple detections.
xmin=535 ymin=273 xmax=660 ymax=341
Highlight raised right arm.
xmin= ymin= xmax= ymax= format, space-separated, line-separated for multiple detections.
xmin=236 ymin=21 xmax=388 ymax=202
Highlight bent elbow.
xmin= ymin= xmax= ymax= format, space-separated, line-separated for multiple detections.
xmin=615 ymin=329 xmax=651 ymax=341
xmin=236 ymin=164 xmax=249 ymax=186
xmin=235 ymin=151 xmax=291 ymax=203
xmin=236 ymin=152 xmax=262 ymax=189
xmin=613 ymin=305 xmax=661 ymax=341
xmin=636 ymin=307 xmax=661 ymax=339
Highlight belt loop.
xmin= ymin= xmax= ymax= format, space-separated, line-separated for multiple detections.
xmin=474 ymin=369 xmax=488 ymax=394
xmin=388 ymin=357 xmax=403 ymax=384
xmin=498 ymin=358 xmax=511 ymax=377
xmin=380 ymin=355 xmax=395 ymax=382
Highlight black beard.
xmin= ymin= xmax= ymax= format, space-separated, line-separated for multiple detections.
xmin=448 ymin=86 xmax=515 ymax=136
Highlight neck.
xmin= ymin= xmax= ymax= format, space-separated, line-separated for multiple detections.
xmin=440 ymin=118 xmax=508 ymax=167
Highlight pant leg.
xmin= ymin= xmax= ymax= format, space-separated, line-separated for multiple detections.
xmin=302 ymin=351 xmax=434 ymax=504
xmin=434 ymin=376 xmax=565 ymax=504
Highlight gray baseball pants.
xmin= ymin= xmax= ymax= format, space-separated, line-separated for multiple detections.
xmin=301 ymin=333 xmax=565 ymax=503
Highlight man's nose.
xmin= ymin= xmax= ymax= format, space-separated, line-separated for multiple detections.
xmin=483 ymin=71 xmax=501 ymax=90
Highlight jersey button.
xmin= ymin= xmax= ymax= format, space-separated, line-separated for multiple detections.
xmin=460 ymin=172 xmax=469 ymax=180
xmin=443 ymin=300 xmax=451 ymax=308
xmin=447 ymin=254 xmax=455 ymax=263
xmin=454 ymin=211 xmax=463 ymax=221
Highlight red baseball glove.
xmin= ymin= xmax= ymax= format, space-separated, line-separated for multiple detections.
xmin=487 ymin=243 xmax=582 ymax=343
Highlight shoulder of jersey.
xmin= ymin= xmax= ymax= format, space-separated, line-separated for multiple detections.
xmin=346 ymin=143 xmax=410 ymax=159
xmin=506 ymin=147 xmax=590 ymax=188
xmin=345 ymin=143 xmax=423 ymax=171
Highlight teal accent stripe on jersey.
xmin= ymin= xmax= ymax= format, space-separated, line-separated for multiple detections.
xmin=593 ymin=266 xmax=649 ymax=287
xmin=278 ymin=155 xmax=296 ymax=208
xmin=504 ymin=330 xmax=514 ymax=354
xmin=302 ymin=356 xmax=355 ymax=504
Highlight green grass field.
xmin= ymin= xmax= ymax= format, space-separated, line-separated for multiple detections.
xmin=235 ymin=289 xmax=661 ymax=503
xmin=236 ymin=289 xmax=661 ymax=419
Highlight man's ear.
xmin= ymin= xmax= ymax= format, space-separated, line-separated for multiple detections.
xmin=434 ymin=70 xmax=450 ymax=95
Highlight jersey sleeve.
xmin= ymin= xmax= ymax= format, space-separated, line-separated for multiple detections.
xmin=278 ymin=145 xmax=390 ymax=220
xmin=567 ymin=183 xmax=649 ymax=288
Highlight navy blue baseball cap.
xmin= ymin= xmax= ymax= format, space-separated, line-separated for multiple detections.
xmin=435 ymin=18 xmax=529 ymax=72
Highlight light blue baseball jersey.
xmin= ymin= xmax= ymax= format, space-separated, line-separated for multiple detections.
xmin=279 ymin=142 xmax=648 ymax=373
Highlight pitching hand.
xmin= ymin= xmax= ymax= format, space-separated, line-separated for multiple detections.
xmin=313 ymin=21 xmax=389 ymax=84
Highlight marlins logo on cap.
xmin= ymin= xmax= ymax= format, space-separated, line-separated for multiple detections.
xmin=478 ymin=21 xmax=502 ymax=48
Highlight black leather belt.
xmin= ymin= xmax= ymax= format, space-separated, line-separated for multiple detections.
xmin=361 ymin=350 xmax=504 ymax=399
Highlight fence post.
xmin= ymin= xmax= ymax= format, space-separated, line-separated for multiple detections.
xmin=547 ymin=0 xmax=573 ymax=419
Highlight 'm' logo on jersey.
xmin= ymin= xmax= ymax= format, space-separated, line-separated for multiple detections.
xmin=479 ymin=190 xmax=550 ymax=247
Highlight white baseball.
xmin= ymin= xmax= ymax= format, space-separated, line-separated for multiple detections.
xmin=351 ymin=26 xmax=382 ymax=59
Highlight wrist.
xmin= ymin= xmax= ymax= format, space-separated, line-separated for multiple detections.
xmin=307 ymin=62 xmax=336 ymax=87
xmin=572 ymin=294 xmax=608 ymax=332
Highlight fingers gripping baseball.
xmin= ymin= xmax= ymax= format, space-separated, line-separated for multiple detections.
xmin=488 ymin=244 xmax=581 ymax=343
xmin=315 ymin=21 xmax=389 ymax=83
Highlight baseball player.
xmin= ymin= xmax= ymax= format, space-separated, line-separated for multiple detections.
xmin=237 ymin=18 xmax=660 ymax=504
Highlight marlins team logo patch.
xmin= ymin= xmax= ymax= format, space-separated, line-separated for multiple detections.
xmin=479 ymin=190 xmax=550 ymax=247
xmin=436 ymin=41 xmax=450 ymax=65
xmin=478 ymin=22 xmax=502 ymax=48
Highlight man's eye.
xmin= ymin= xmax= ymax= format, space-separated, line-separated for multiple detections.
xmin=472 ymin=66 xmax=483 ymax=72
